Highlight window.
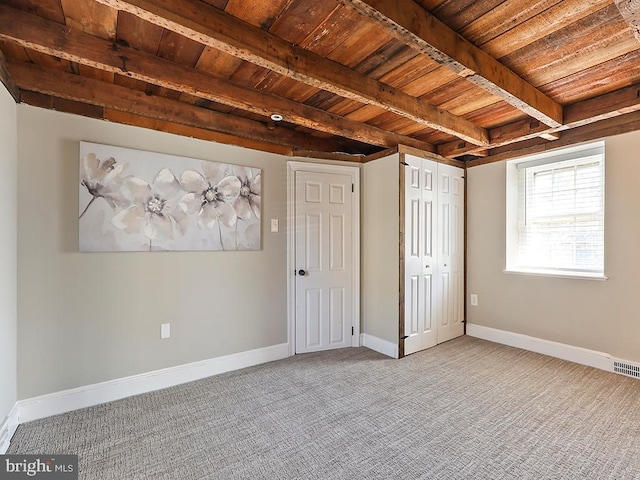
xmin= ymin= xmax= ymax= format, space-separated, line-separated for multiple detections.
xmin=506 ymin=142 xmax=605 ymax=278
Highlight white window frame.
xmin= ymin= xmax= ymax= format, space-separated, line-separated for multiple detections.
xmin=505 ymin=141 xmax=607 ymax=280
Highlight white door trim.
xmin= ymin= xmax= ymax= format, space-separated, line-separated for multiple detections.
xmin=287 ymin=161 xmax=361 ymax=356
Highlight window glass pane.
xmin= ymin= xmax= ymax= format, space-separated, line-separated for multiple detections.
xmin=509 ymin=142 xmax=604 ymax=275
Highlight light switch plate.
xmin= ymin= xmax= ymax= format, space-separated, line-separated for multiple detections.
xmin=470 ymin=294 xmax=478 ymax=307
xmin=161 ymin=323 xmax=171 ymax=339
xmin=270 ymin=219 xmax=279 ymax=233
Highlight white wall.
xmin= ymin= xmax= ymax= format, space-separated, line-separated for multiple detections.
xmin=0 ymin=85 xmax=18 ymax=425
xmin=17 ymin=106 xmax=291 ymax=399
xmin=467 ymin=131 xmax=640 ymax=363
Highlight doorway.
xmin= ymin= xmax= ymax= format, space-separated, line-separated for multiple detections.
xmin=287 ymin=162 xmax=360 ymax=355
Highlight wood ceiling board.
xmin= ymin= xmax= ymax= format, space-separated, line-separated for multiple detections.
xmin=224 ymin=0 xmax=291 ymax=30
xmin=60 ymin=0 xmax=117 ymax=40
xmin=365 ymin=111 xmax=418 ymax=133
xmin=155 ymin=30 xmax=205 ymax=66
xmin=94 ymin=0 xmax=489 ymax=145
xmin=542 ymin=50 xmax=640 ymax=105
xmin=325 ymin=21 xmax=394 ymax=68
xmin=0 ymin=41 xmax=30 ymax=63
xmin=400 ymin=67 xmax=460 ymax=97
xmin=264 ymin=77 xmax=321 ymax=105
xmin=414 ymin=0 xmax=447 ymax=12
xmin=430 ymin=0 xmax=505 ymax=32
xmin=0 ymin=7 xmax=433 ymax=150
xmin=342 ymin=0 xmax=563 ymax=128
xmin=480 ymin=0 xmax=611 ymax=59
xmin=353 ymin=42 xmax=417 ymax=79
xmin=462 ymin=101 xmax=525 ymax=129
xmin=23 ymin=48 xmax=71 ymax=72
xmin=344 ymin=104 xmax=387 ymax=122
xmin=115 ymin=11 xmax=163 ymax=53
xmin=461 ymin=0 xmax=562 ymax=47
xmin=199 ymin=0 xmax=230 ymax=10
xmin=421 ymin=77 xmax=499 ymax=112
xmin=327 ymin=98 xmax=365 ymax=117
xmin=378 ymin=55 xmax=440 ymax=90
xmin=268 ymin=0 xmax=340 ymax=45
xmin=300 ymin=5 xmax=368 ymax=57
xmin=303 ymin=90 xmax=347 ymax=110
xmin=229 ymin=62 xmax=274 ymax=89
xmin=2 ymin=0 xmax=65 ymax=24
xmin=193 ymin=47 xmax=244 ymax=79
xmin=504 ymin=5 xmax=639 ymax=87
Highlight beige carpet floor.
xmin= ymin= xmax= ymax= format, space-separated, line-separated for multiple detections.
xmin=8 ymin=336 xmax=640 ymax=479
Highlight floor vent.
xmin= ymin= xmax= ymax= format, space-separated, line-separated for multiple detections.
xmin=613 ymin=360 xmax=640 ymax=379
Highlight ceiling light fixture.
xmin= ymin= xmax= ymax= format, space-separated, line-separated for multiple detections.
xmin=270 ymin=113 xmax=284 ymax=122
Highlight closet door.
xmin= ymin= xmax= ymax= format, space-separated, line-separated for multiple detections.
xmin=404 ymin=157 xmax=438 ymax=355
xmin=436 ymin=165 xmax=465 ymax=343
xmin=402 ymin=156 xmax=465 ymax=355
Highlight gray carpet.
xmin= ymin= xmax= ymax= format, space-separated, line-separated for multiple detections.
xmin=8 ymin=336 xmax=640 ymax=479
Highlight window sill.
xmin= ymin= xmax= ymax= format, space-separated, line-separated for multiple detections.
xmin=503 ymin=269 xmax=608 ymax=281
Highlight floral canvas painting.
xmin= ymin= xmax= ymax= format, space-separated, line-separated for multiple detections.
xmin=79 ymin=142 xmax=261 ymax=252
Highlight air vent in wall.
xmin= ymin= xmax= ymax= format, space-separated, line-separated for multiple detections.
xmin=613 ymin=360 xmax=640 ymax=379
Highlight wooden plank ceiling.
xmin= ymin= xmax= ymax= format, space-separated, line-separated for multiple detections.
xmin=1 ymin=0 xmax=639 ymax=163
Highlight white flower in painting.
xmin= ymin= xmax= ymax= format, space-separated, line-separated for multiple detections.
xmin=79 ymin=153 xmax=128 ymax=218
xmin=233 ymin=167 xmax=261 ymax=221
xmin=111 ymin=168 xmax=187 ymax=242
xmin=180 ymin=163 xmax=241 ymax=229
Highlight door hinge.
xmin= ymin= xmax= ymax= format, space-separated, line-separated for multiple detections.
xmin=351 ymin=183 xmax=354 ymax=193
xmin=352 ymin=326 xmax=354 ymax=335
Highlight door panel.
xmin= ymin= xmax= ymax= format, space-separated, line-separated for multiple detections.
xmin=404 ymin=156 xmax=437 ymax=355
xmin=404 ymin=156 xmax=464 ymax=354
xmin=295 ymin=170 xmax=353 ymax=353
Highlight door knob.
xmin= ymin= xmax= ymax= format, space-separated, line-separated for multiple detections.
xmin=298 ymin=269 xmax=307 ymax=276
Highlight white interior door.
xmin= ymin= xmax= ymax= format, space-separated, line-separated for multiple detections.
xmin=404 ymin=157 xmax=438 ymax=355
xmin=403 ymin=156 xmax=465 ymax=355
xmin=436 ymin=165 xmax=465 ymax=344
xmin=294 ymin=169 xmax=353 ymax=353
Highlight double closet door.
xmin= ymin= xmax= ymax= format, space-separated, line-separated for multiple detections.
xmin=403 ymin=155 xmax=465 ymax=356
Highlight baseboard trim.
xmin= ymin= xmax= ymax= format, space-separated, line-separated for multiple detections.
xmin=361 ymin=333 xmax=398 ymax=359
xmin=17 ymin=343 xmax=290 ymax=424
xmin=466 ymin=324 xmax=612 ymax=372
xmin=0 ymin=403 xmax=19 ymax=454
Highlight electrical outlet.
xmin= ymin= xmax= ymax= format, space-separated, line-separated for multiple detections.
xmin=470 ymin=294 xmax=478 ymax=307
xmin=161 ymin=323 xmax=171 ymax=339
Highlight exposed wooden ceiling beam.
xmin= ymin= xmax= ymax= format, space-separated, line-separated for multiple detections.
xmin=9 ymin=60 xmax=352 ymax=153
xmin=340 ymin=0 xmax=564 ymax=128
xmin=21 ymin=90 xmax=295 ymax=157
xmin=92 ymin=0 xmax=490 ymax=146
xmin=467 ymin=109 xmax=640 ymax=167
xmin=439 ymin=83 xmax=640 ymax=158
xmin=615 ymin=0 xmax=640 ymax=43
xmin=0 ymin=5 xmax=433 ymax=153
xmin=0 ymin=50 xmax=20 ymax=102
